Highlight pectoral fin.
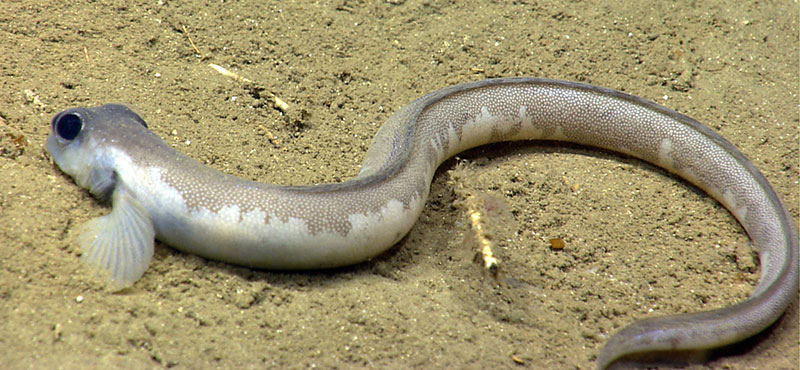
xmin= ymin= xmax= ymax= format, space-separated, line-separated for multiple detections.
xmin=78 ymin=188 xmax=154 ymax=291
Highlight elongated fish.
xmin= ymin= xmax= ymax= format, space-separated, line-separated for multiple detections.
xmin=47 ymin=78 xmax=797 ymax=368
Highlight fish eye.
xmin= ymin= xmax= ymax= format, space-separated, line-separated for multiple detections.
xmin=53 ymin=111 xmax=84 ymax=142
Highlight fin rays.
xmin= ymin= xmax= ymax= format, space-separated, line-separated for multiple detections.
xmin=78 ymin=188 xmax=154 ymax=291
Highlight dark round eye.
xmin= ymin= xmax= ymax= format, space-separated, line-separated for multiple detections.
xmin=53 ymin=112 xmax=83 ymax=141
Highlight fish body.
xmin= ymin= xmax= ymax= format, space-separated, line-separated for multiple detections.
xmin=47 ymin=78 xmax=798 ymax=369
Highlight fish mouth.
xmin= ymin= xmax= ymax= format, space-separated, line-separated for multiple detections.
xmin=45 ymin=132 xmax=91 ymax=191
xmin=45 ymin=133 xmax=65 ymax=167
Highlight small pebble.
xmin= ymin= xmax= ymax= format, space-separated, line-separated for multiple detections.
xmin=549 ymin=238 xmax=566 ymax=250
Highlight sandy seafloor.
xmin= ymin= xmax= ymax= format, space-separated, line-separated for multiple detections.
xmin=1 ymin=1 xmax=797 ymax=369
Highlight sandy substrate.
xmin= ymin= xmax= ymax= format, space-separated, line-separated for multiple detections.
xmin=1 ymin=1 xmax=797 ymax=369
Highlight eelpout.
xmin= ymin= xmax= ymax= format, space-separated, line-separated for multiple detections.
xmin=47 ymin=77 xmax=797 ymax=368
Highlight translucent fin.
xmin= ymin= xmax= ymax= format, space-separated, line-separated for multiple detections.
xmin=77 ymin=188 xmax=154 ymax=291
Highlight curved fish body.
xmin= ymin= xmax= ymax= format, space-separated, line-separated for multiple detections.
xmin=46 ymin=78 xmax=797 ymax=369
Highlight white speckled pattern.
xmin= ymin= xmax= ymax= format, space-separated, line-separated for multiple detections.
xmin=47 ymin=78 xmax=797 ymax=369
